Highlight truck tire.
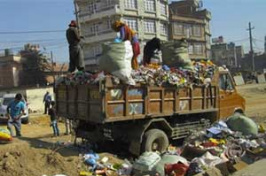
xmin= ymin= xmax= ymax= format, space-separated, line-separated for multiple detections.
xmin=143 ymin=129 xmax=169 ymax=153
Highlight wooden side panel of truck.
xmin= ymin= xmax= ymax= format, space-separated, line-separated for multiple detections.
xmin=56 ymin=77 xmax=218 ymax=124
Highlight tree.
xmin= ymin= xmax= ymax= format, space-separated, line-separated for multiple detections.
xmin=19 ymin=44 xmax=49 ymax=86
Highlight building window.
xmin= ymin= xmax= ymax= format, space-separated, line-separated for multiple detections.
xmin=90 ymin=23 xmax=99 ymax=34
xmin=160 ymin=22 xmax=167 ymax=35
xmin=173 ymin=23 xmax=183 ymax=35
xmin=107 ymin=19 xmax=111 ymax=29
xmin=145 ymin=0 xmax=155 ymax=12
xmin=106 ymin=0 xmax=112 ymax=6
xmin=88 ymin=2 xmax=97 ymax=13
xmin=193 ymin=25 xmax=202 ymax=37
xmin=125 ymin=0 xmax=137 ymax=9
xmin=184 ymin=24 xmax=193 ymax=38
xmin=160 ymin=1 xmax=167 ymax=15
xmin=194 ymin=44 xmax=203 ymax=55
xmin=188 ymin=44 xmax=194 ymax=54
xmin=144 ymin=20 xmax=156 ymax=33
xmin=94 ymin=45 xmax=102 ymax=56
xmin=124 ymin=17 xmax=138 ymax=31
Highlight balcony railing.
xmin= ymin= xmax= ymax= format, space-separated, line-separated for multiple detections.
xmin=79 ymin=4 xmax=119 ymax=17
xmin=83 ymin=29 xmax=113 ymax=38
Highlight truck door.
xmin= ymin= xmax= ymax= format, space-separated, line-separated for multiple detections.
xmin=219 ymin=72 xmax=242 ymax=119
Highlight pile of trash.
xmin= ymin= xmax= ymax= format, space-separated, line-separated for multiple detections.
xmin=131 ymin=60 xmax=215 ymax=87
xmin=77 ymin=113 xmax=266 ymax=176
xmin=56 ymin=60 xmax=216 ymax=88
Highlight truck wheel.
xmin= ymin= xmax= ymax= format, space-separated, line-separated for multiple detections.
xmin=142 ymin=129 xmax=169 ymax=153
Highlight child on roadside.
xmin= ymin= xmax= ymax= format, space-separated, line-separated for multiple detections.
xmin=48 ymin=101 xmax=60 ymax=136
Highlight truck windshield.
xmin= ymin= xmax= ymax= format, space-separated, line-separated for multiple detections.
xmin=219 ymin=74 xmax=234 ymax=91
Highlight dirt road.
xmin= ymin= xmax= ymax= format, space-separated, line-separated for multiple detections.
xmin=237 ymin=83 xmax=266 ymax=122
xmin=0 ymin=83 xmax=265 ymax=176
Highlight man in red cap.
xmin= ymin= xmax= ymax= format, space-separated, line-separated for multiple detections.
xmin=66 ymin=20 xmax=85 ymax=72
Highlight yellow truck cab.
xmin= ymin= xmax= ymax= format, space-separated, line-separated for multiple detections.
xmin=218 ymin=67 xmax=245 ymax=119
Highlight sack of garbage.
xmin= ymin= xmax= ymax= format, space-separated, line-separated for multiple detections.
xmin=0 ymin=128 xmax=12 ymax=142
xmin=133 ymin=152 xmax=161 ymax=172
xmin=226 ymin=113 xmax=258 ymax=136
xmin=99 ymin=41 xmax=135 ymax=85
xmin=161 ymin=40 xmax=193 ymax=70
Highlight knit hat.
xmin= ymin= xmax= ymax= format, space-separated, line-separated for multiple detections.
xmin=69 ymin=20 xmax=77 ymax=27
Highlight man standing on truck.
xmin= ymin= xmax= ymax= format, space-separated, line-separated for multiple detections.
xmin=66 ymin=20 xmax=85 ymax=73
xmin=6 ymin=93 xmax=25 ymax=137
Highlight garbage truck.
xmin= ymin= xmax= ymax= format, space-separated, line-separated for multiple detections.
xmin=55 ymin=67 xmax=245 ymax=155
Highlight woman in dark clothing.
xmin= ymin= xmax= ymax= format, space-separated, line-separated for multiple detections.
xmin=143 ymin=37 xmax=161 ymax=66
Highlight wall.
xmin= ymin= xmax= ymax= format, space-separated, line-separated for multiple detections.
xmin=0 ymin=86 xmax=54 ymax=113
xmin=25 ymin=87 xmax=54 ymax=113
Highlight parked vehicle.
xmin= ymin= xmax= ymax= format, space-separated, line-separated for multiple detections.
xmin=55 ymin=68 xmax=245 ymax=155
xmin=0 ymin=94 xmax=29 ymax=124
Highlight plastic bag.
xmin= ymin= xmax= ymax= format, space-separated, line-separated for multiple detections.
xmin=99 ymin=41 xmax=135 ymax=85
xmin=161 ymin=40 xmax=193 ymax=70
xmin=226 ymin=113 xmax=258 ymax=136
xmin=0 ymin=128 xmax=12 ymax=141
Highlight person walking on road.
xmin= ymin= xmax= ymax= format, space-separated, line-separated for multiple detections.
xmin=66 ymin=20 xmax=85 ymax=73
xmin=48 ymin=101 xmax=60 ymax=137
xmin=43 ymin=91 xmax=52 ymax=114
xmin=6 ymin=93 xmax=25 ymax=137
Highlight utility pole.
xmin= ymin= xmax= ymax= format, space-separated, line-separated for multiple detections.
xmin=247 ymin=22 xmax=255 ymax=71
xmin=73 ymin=0 xmax=80 ymax=30
xmin=50 ymin=51 xmax=55 ymax=90
xmin=264 ymin=35 xmax=266 ymax=54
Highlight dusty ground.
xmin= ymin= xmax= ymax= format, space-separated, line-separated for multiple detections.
xmin=0 ymin=83 xmax=265 ymax=176
xmin=236 ymin=83 xmax=266 ymax=122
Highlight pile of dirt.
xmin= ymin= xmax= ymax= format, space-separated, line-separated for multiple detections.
xmin=0 ymin=141 xmax=80 ymax=176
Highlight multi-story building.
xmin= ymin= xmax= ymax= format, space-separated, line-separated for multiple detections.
xmin=0 ymin=50 xmax=22 ymax=88
xmin=211 ymin=39 xmax=244 ymax=68
xmin=75 ymin=0 xmax=169 ymax=70
xmin=169 ymin=0 xmax=211 ymax=60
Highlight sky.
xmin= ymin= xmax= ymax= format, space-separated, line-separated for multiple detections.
xmin=0 ymin=0 xmax=265 ymax=63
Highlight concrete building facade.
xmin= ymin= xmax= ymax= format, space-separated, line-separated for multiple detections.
xmin=211 ymin=41 xmax=244 ymax=68
xmin=169 ymin=0 xmax=211 ymax=60
xmin=75 ymin=0 xmax=169 ymax=70
xmin=0 ymin=54 xmax=23 ymax=88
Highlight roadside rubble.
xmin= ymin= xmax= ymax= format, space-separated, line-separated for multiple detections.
xmin=0 ymin=114 xmax=265 ymax=176
xmin=74 ymin=113 xmax=266 ymax=176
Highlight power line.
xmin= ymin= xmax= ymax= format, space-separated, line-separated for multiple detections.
xmin=253 ymin=38 xmax=264 ymax=43
xmin=228 ymin=38 xmax=249 ymax=43
xmin=0 ymin=30 xmax=65 ymax=35
xmin=0 ymin=38 xmax=65 ymax=44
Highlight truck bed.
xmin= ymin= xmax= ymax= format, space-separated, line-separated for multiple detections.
xmin=56 ymin=77 xmax=218 ymax=124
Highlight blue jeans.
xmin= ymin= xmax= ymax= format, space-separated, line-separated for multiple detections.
xmin=7 ymin=119 xmax=21 ymax=137
xmin=51 ymin=120 xmax=59 ymax=136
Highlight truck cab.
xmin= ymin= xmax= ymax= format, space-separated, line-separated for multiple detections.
xmin=218 ymin=68 xmax=245 ymax=119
